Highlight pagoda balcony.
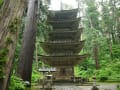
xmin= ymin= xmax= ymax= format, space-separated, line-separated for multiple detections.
xmin=48 ymin=8 xmax=78 ymax=21
xmin=40 ymin=40 xmax=85 ymax=54
xmin=48 ymin=18 xmax=81 ymax=29
xmin=39 ymin=54 xmax=88 ymax=66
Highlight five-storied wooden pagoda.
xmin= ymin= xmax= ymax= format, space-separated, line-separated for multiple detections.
xmin=40 ymin=8 xmax=87 ymax=81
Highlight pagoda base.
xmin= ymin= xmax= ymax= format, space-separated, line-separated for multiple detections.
xmin=53 ymin=66 xmax=74 ymax=81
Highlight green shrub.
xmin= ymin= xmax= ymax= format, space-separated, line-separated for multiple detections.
xmin=32 ymin=67 xmax=43 ymax=83
xmin=99 ymin=76 xmax=108 ymax=82
xmin=9 ymin=75 xmax=25 ymax=90
xmin=0 ymin=70 xmax=5 ymax=79
xmin=112 ymin=44 xmax=120 ymax=59
xmin=5 ymin=37 xmax=13 ymax=45
xmin=0 ymin=48 xmax=9 ymax=79
xmin=0 ymin=0 xmax=3 ymax=8
xmin=0 ymin=48 xmax=9 ymax=57
xmin=8 ymin=18 xmax=20 ymax=34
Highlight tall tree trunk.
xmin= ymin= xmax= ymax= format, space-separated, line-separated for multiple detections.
xmin=17 ymin=0 xmax=38 ymax=85
xmin=93 ymin=42 xmax=99 ymax=70
xmin=36 ymin=43 xmax=39 ymax=68
xmin=0 ymin=0 xmax=27 ymax=90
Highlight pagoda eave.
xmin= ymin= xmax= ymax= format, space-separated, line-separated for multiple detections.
xmin=48 ymin=31 xmax=81 ymax=41
xmin=48 ymin=28 xmax=83 ymax=41
xmin=39 ymin=54 xmax=88 ymax=66
xmin=48 ymin=17 xmax=81 ymax=23
xmin=40 ymin=40 xmax=85 ymax=45
xmin=48 ymin=35 xmax=81 ymax=41
xmin=48 ymin=18 xmax=81 ymax=29
xmin=40 ymin=41 xmax=85 ymax=53
xmin=48 ymin=29 xmax=82 ymax=34
xmin=49 ymin=27 xmax=83 ymax=32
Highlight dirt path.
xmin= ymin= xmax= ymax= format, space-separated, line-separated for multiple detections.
xmin=52 ymin=83 xmax=119 ymax=90
xmin=33 ymin=83 xmax=119 ymax=90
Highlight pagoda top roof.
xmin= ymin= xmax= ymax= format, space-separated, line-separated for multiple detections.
xmin=48 ymin=8 xmax=78 ymax=20
xmin=39 ymin=54 xmax=88 ymax=66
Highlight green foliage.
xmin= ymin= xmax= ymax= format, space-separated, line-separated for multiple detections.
xmin=31 ymin=62 xmax=43 ymax=83
xmin=9 ymin=75 xmax=25 ymax=90
xmin=8 ymin=18 xmax=21 ymax=34
xmin=75 ymin=58 xmax=120 ymax=82
xmin=37 ymin=4 xmax=53 ymax=41
xmin=0 ymin=0 xmax=3 ymax=8
xmin=112 ymin=44 xmax=120 ymax=59
xmin=0 ymin=48 xmax=9 ymax=58
xmin=0 ymin=48 xmax=9 ymax=79
xmin=32 ymin=69 xmax=43 ymax=83
xmin=5 ymin=37 xmax=13 ymax=45
xmin=0 ymin=71 xmax=5 ymax=79
xmin=77 ymin=0 xmax=120 ymax=83
xmin=98 ymin=59 xmax=120 ymax=81
xmin=0 ymin=17 xmax=20 ymax=80
xmin=99 ymin=77 xmax=108 ymax=82
xmin=74 ymin=66 xmax=81 ymax=77
xmin=97 ymin=69 xmax=109 ymax=81
xmin=40 ymin=5 xmax=49 ymax=15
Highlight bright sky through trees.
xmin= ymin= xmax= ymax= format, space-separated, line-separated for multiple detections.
xmin=49 ymin=0 xmax=78 ymax=10
xmin=49 ymin=0 xmax=103 ymax=10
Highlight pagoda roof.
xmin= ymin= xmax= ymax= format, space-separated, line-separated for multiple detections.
xmin=48 ymin=8 xmax=78 ymax=20
xmin=48 ymin=28 xmax=83 ymax=33
xmin=48 ymin=18 xmax=80 ymax=29
xmin=48 ymin=28 xmax=83 ymax=41
xmin=40 ymin=41 xmax=85 ymax=54
xmin=39 ymin=54 xmax=88 ymax=66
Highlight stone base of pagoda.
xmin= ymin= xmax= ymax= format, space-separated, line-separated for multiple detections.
xmin=53 ymin=66 xmax=74 ymax=81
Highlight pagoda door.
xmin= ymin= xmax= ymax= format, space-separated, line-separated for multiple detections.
xmin=60 ymin=68 xmax=66 ymax=76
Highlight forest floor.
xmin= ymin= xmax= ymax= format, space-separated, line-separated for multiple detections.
xmin=53 ymin=83 xmax=119 ymax=90
xmin=32 ymin=82 xmax=120 ymax=90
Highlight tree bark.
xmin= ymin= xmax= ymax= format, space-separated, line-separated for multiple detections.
xmin=36 ymin=43 xmax=39 ymax=68
xmin=0 ymin=0 xmax=27 ymax=90
xmin=17 ymin=0 xmax=38 ymax=84
xmin=93 ymin=42 xmax=99 ymax=70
